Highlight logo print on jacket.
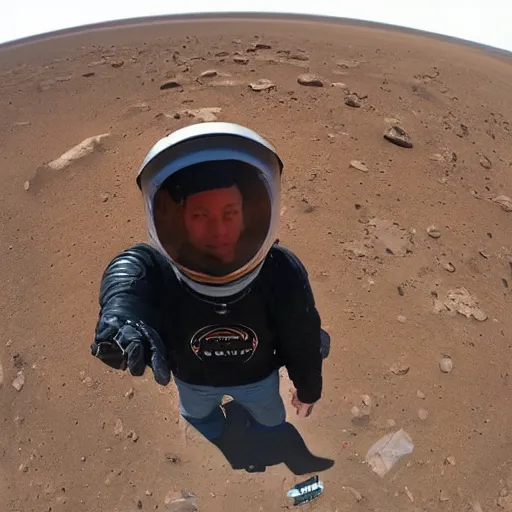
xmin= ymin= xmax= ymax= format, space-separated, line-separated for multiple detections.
xmin=190 ymin=325 xmax=259 ymax=363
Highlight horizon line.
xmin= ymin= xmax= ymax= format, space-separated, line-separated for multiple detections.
xmin=1 ymin=11 xmax=511 ymax=57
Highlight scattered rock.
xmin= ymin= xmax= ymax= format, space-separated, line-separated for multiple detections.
xmin=248 ymin=79 xmax=275 ymax=91
xmin=349 ymin=160 xmax=369 ymax=172
xmin=479 ymin=249 xmax=489 ymax=259
xmin=331 ymin=82 xmax=347 ymax=88
xmin=23 ymin=180 xmax=30 ymax=191
xmin=390 ymin=362 xmax=410 ymax=376
xmin=111 ymin=60 xmax=124 ymax=68
xmin=165 ymin=454 xmax=181 ymax=464
xmin=337 ymin=59 xmax=360 ymax=68
xmin=182 ymin=107 xmax=222 ymax=122
xmin=127 ymin=430 xmax=139 ymax=442
xmin=297 ymin=73 xmax=324 ymax=87
xmin=47 ymin=133 xmax=110 ymax=171
xmin=114 ymin=419 xmax=123 ymax=435
xmin=397 ymin=315 xmax=407 ymax=323
xmin=199 ymin=69 xmax=218 ymax=78
xmin=387 ymin=419 xmax=396 ymax=427
xmin=253 ymin=42 xmax=272 ymax=50
xmin=19 ymin=463 xmax=28 ymax=473
xmin=479 ymin=154 xmax=492 ymax=169
xmin=82 ymin=72 xmax=95 ymax=77
xmin=444 ymin=287 xmax=487 ymax=321
xmin=12 ymin=371 xmax=25 ymax=391
xmin=418 ymin=408 xmax=428 ymax=421
xmin=416 ymin=390 xmax=426 ymax=399
xmin=160 ymin=80 xmax=182 ymax=90
xmin=440 ymin=357 xmax=454 ymax=373
xmin=444 ymin=455 xmax=456 ymax=465
xmin=100 ymin=193 xmax=109 ymax=203
xmin=427 ymin=225 xmax=441 ymax=239
xmin=137 ymin=499 xmax=143 ymax=509
xmin=290 ymin=52 xmax=309 ymax=61
xmin=344 ymin=486 xmax=363 ymax=502
xmin=233 ymin=56 xmax=249 ymax=64
xmin=124 ymin=388 xmax=134 ymax=399
xmin=405 ymin=487 xmax=414 ymax=502
xmin=442 ymin=261 xmax=456 ymax=273
xmin=492 ymin=195 xmax=512 ymax=212
xmin=214 ymin=51 xmax=229 ymax=57
xmin=81 ymin=456 xmax=86 ymax=462
xmin=384 ymin=126 xmax=413 ymax=148
xmin=164 ymin=490 xmax=198 ymax=511
xmin=345 ymin=95 xmax=361 ymax=108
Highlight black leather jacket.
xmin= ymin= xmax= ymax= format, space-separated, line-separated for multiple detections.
xmin=96 ymin=243 xmax=323 ymax=403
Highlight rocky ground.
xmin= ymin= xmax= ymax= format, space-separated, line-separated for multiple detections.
xmin=1 ymin=15 xmax=511 ymax=512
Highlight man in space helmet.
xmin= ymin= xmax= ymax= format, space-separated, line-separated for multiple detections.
xmin=91 ymin=122 xmax=329 ymax=441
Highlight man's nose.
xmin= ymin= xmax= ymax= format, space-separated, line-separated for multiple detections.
xmin=209 ymin=217 xmax=228 ymax=237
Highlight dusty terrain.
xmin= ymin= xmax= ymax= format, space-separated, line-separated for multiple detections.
xmin=1 ymin=14 xmax=512 ymax=512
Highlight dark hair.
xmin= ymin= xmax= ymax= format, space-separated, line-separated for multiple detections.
xmin=163 ymin=160 xmax=242 ymax=204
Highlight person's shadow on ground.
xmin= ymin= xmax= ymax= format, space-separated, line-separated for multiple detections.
xmin=212 ymin=401 xmax=335 ymax=475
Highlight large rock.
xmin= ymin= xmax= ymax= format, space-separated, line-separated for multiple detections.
xmin=384 ymin=126 xmax=413 ymax=148
xmin=47 ymin=133 xmax=110 ymax=171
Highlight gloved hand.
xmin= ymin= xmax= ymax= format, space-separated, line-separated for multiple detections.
xmin=91 ymin=315 xmax=171 ymax=386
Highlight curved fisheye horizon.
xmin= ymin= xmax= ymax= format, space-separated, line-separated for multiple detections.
xmin=2 ymin=1 xmax=512 ymax=53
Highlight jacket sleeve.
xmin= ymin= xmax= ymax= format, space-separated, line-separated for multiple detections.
xmin=267 ymin=246 xmax=323 ymax=404
xmin=97 ymin=243 xmax=176 ymax=344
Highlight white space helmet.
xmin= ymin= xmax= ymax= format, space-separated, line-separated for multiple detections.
xmin=136 ymin=122 xmax=283 ymax=298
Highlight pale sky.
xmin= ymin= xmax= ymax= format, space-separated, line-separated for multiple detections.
xmin=2 ymin=0 xmax=512 ymax=52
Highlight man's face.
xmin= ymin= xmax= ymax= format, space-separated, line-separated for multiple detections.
xmin=182 ymin=185 xmax=244 ymax=263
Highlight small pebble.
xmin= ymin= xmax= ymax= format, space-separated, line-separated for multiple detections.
xmin=100 ymin=193 xmax=109 ymax=202
xmin=500 ymin=488 xmax=509 ymax=497
xmin=416 ymin=390 xmax=426 ymax=399
xmin=19 ymin=464 xmax=28 ymax=473
xmin=12 ymin=371 xmax=25 ymax=391
xmin=124 ymin=388 xmax=134 ymax=399
xmin=397 ymin=315 xmax=407 ymax=323
xmin=114 ymin=419 xmax=123 ymax=435
xmin=24 ymin=181 xmax=30 ymax=191
xmin=387 ymin=419 xmax=396 ymax=427
xmin=443 ymin=262 xmax=456 ymax=273
xmin=440 ymin=357 xmax=454 ymax=373
xmin=199 ymin=69 xmax=218 ymax=78
xmin=349 ymin=160 xmax=369 ymax=172
xmin=418 ymin=408 xmax=429 ymax=421
xmin=427 ymin=225 xmax=441 ymax=238
xmin=444 ymin=456 xmax=456 ymax=465
xmin=137 ymin=499 xmax=143 ymax=509
xmin=81 ymin=456 xmax=86 ymax=462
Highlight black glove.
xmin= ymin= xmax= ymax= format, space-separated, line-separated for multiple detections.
xmin=91 ymin=315 xmax=171 ymax=386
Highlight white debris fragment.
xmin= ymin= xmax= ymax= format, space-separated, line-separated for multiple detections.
xmin=12 ymin=371 xmax=25 ymax=391
xmin=365 ymin=429 xmax=414 ymax=477
xmin=444 ymin=287 xmax=487 ymax=321
xmin=47 ymin=133 xmax=110 ymax=171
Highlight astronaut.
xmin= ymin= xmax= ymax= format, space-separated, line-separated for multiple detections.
xmin=91 ymin=122 xmax=329 ymax=441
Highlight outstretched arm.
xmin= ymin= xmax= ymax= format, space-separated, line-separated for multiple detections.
xmin=267 ymin=246 xmax=323 ymax=407
xmin=91 ymin=243 xmax=176 ymax=385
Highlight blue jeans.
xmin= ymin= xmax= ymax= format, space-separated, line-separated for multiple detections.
xmin=174 ymin=371 xmax=286 ymax=441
